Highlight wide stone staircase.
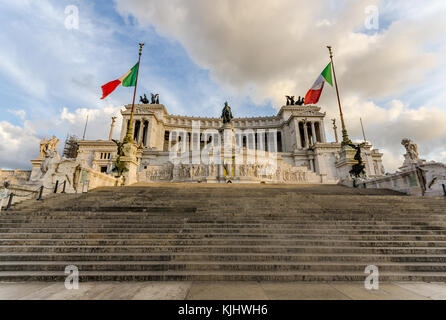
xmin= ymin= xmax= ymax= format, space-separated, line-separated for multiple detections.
xmin=1 ymin=183 xmax=446 ymax=282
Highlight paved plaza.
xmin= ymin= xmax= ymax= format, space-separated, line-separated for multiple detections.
xmin=1 ymin=281 xmax=446 ymax=300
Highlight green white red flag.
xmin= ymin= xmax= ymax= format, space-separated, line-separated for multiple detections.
xmin=304 ymin=62 xmax=333 ymax=105
xmin=101 ymin=63 xmax=139 ymax=99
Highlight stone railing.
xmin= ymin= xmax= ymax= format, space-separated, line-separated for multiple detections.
xmin=6 ymin=184 xmax=40 ymax=206
xmin=359 ymin=162 xmax=446 ymax=197
xmin=360 ymin=170 xmax=422 ymax=196
xmin=27 ymin=158 xmax=121 ymax=195
xmin=84 ymin=167 xmax=120 ymax=190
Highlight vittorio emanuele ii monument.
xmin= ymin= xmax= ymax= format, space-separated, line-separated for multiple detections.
xmin=1 ymin=45 xmax=446 ymax=287
xmin=2 ymin=45 xmax=446 ymax=199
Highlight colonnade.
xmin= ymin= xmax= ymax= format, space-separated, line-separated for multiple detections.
xmin=121 ymin=118 xmax=150 ymax=147
xmin=295 ymin=120 xmax=327 ymax=149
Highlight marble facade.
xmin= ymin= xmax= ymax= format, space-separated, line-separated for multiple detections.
xmin=77 ymin=103 xmax=386 ymax=184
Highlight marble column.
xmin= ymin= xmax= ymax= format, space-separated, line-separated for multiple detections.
xmin=320 ymin=121 xmax=327 ymax=143
xmin=120 ymin=118 xmax=128 ymax=141
xmin=311 ymin=122 xmax=316 ymax=145
xmin=143 ymin=121 xmax=149 ymax=147
xmin=280 ymin=130 xmax=286 ymax=152
xmin=295 ymin=120 xmax=302 ymax=150
xmin=138 ymin=119 xmax=145 ymax=144
xmin=303 ymin=121 xmax=309 ymax=149
xmin=109 ymin=117 xmax=117 ymax=141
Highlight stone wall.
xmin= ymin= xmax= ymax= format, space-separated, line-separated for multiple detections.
xmin=83 ymin=167 xmax=120 ymax=190
xmin=0 ymin=170 xmax=31 ymax=185
xmin=137 ymin=160 xmax=321 ymax=184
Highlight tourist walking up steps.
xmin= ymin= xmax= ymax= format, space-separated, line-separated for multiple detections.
xmin=0 ymin=181 xmax=10 ymax=212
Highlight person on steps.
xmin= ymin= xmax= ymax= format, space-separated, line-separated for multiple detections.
xmin=0 ymin=181 xmax=10 ymax=212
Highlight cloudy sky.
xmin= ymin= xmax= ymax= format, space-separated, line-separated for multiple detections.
xmin=0 ymin=0 xmax=445 ymax=171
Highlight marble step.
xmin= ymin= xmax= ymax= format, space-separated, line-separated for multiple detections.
xmin=1 ymin=245 xmax=446 ymax=254
xmin=2 ymin=252 xmax=446 ymax=263
xmin=2 ymin=221 xmax=444 ymax=228
xmin=7 ymin=204 xmax=445 ymax=211
xmin=2 ymin=238 xmax=446 ymax=247
xmin=1 ymin=227 xmax=446 ymax=234
xmin=1 ymin=261 xmax=446 ymax=272
xmin=9 ymin=204 xmax=446 ymax=210
xmin=2 ymin=209 xmax=446 ymax=219
xmin=1 ymin=270 xmax=446 ymax=282
xmin=1 ymin=217 xmax=444 ymax=223
xmin=4 ymin=184 xmax=445 ymax=282
xmin=2 ymin=233 xmax=446 ymax=241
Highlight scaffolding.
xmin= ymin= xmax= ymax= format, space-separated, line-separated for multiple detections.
xmin=62 ymin=134 xmax=79 ymax=159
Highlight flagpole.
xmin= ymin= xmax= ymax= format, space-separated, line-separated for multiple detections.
xmin=82 ymin=114 xmax=89 ymax=140
xmin=327 ymin=46 xmax=351 ymax=146
xmin=124 ymin=43 xmax=144 ymax=143
xmin=360 ymin=117 xmax=367 ymax=142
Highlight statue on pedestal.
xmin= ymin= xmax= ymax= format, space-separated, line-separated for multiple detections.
xmin=400 ymin=138 xmax=425 ymax=170
xmin=402 ymin=138 xmax=419 ymax=160
xmin=139 ymin=94 xmax=149 ymax=104
xmin=151 ymin=93 xmax=160 ymax=104
xmin=348 ymin=142 xmax=367 ymax=179
xmin=112 ymin=139 xmax=129 ymax=177
xmin=39 ymin=136 xmax=61 ymax=178
xmin=221 ymin=102 xmax=233 ymax=124
xmin=39 ymin=138 xmax=48 ymax=158
xmin=286 ymin=95 xmax=305 ymax=106
xmin=286 ymin=96 xmax=295 ymax=106
xmin=296 ymin=96 xmax=305 ymax=106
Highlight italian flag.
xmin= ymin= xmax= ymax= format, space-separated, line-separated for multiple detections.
xmin=101 ymin=63 xmax=139 ymax=99
xmin=304 ymin=62 xmax=333 ymax=105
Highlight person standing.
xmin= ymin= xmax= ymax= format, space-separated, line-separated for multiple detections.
xmin=0 ymin=181 xmax=10 ymax=212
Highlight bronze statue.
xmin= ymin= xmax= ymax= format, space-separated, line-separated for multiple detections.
xmin=285 ymin=95 xmax=305 ymax=106
xmin=112 ymin=139 xmax=128 ymax=177
xmin=139 ymin=94 xmax=149 ymax=104
xmin=221 ymin=102 xmax=233 ymax=124
xmin=286 ymin=96 xmax=295 ymax=106
xmin=296 ymin=96 xmax=304 ymax=106
xmin=348 ymin=142 xmax=367 ymax=179
xmin=151 ymin=93 xmax=160 ymax=104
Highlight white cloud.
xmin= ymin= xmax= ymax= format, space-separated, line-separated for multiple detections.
xmin=0 ymin=105 xmax=123 ymax=169
xmin=114 ymin=0 xmax=446 ymax=172
xmin=0 ymin=0 xmax=131 ymax=110
xmin=58 ymin=105 xmax=123 ymax=141
xmin=1 ymin=0 xmax=446 ymax=174
xmin=114 ymin=0 xmax=445 ymax=105
xmin=7 ymin=109 xmax=26 ymax=120
xmin=331 ymin=96 xmax=446 ymax=171
xmin=0 ymin=121 xmax=40 ymax=170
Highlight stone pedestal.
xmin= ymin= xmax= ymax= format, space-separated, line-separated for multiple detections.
xmin=29 ymin=158 xmax=44 ymax=181
xmin=121 ymin=142 xmax=139 ymax=185
xmin=335 ymin=145 xmax=357 ymax=185
xmin=220 ymin=123 xmax=235 ymax=180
